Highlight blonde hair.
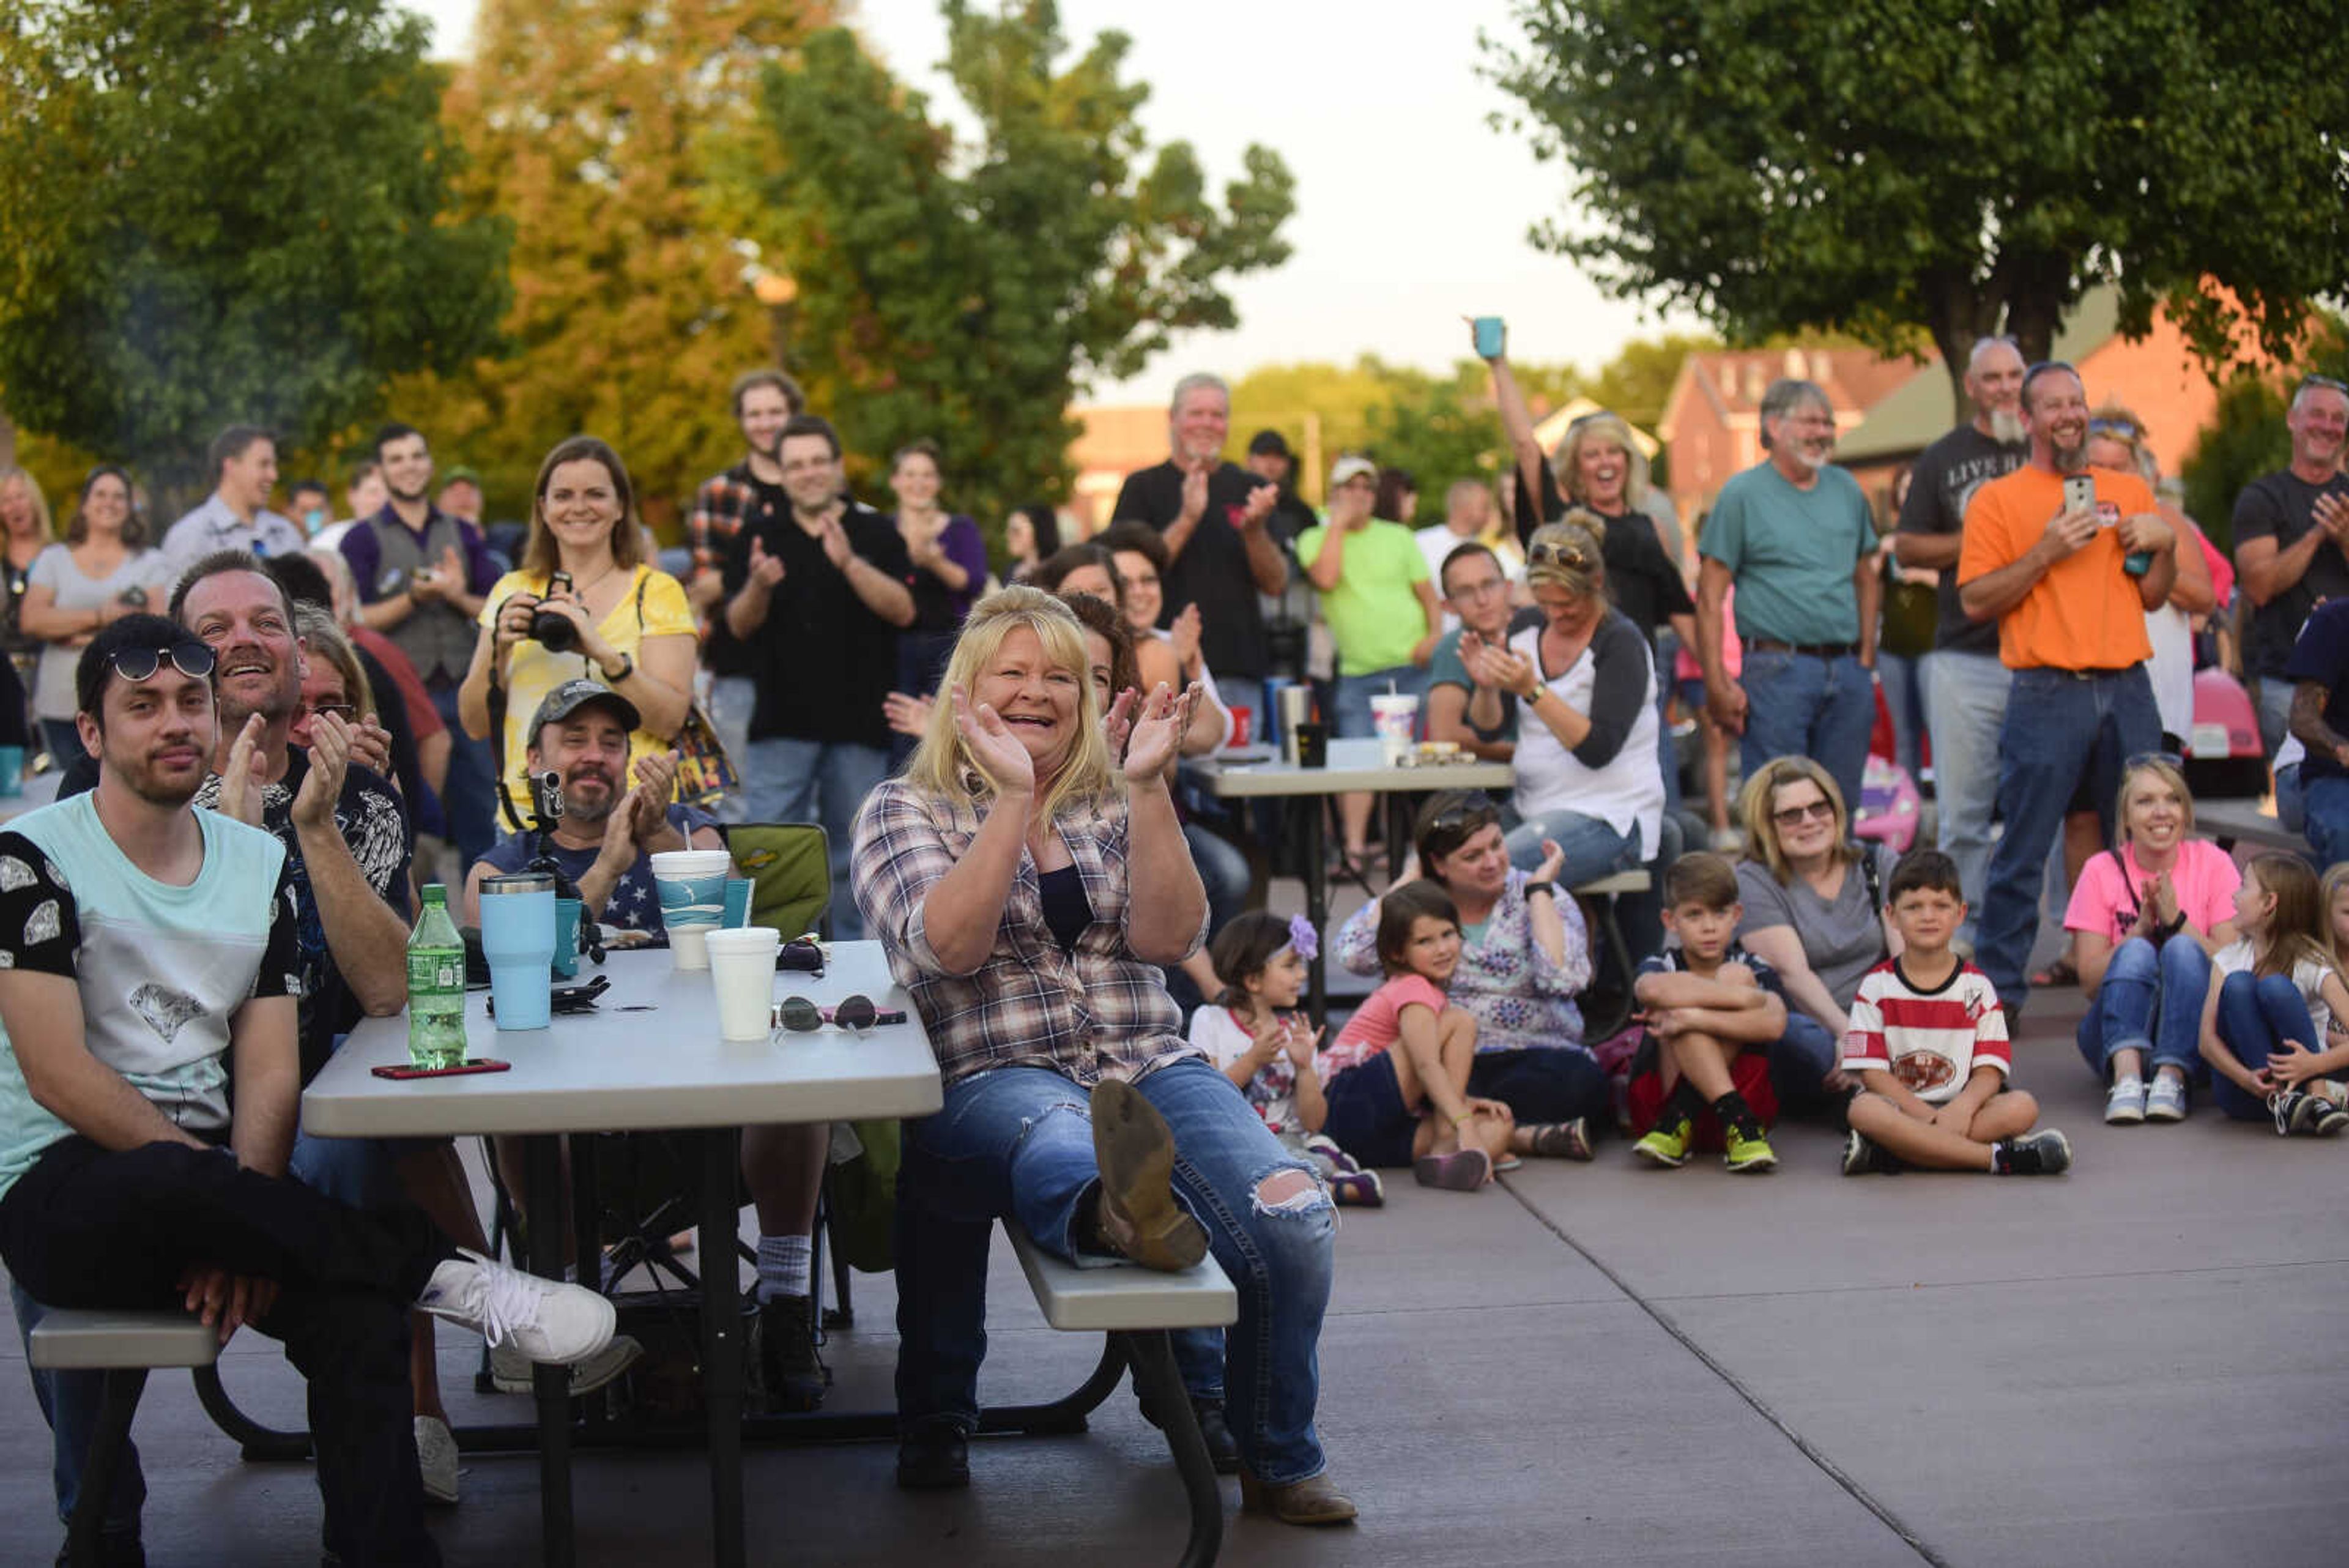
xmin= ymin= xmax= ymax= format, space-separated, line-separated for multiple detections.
xmin=0 ymin=466 xmax=54 ymax=543
xmin=2113 ymin=757 xmax=2194 ymax=846
xmin=1738 ymin=756 xmax=1855 ymax=885
xmin=2320 ymin=863 xmax=2349 ymax=967
xmin=293 ymin=603 xmax=377 ymax=725
xmin=1554 ymin=412 xmax=1652 ymax=508
xmin=905 ymin=585 xmax=1116 ymax=822
xmin=1524 ymin=517 xmax=1608 ymax=598
xmin=2087 ymin=401 xmax=2161 ymax=486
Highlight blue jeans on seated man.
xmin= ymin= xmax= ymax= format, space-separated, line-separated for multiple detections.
xmin=741 ymin=736 xmax=890 ymax=940
xmin=1738 ymin=648 xmax=1875 ymax=835
xmin=2210 ymin=970 xmax=2327 ymax=1121
xmin=1975 ymin=666 xmax=2162 ymax=1004
xmin=1504 ymin=808 xmax=1678 ymax=967
xmin=2074 ymin=933 xmax=2211 ymax=1084
xmin=10 ymin=1282 xmax=145 ymax=1540
xmin=1770 ymin=1013 xmax=1846 ymax=1117
xmin=892 ymin=1060 xmax=1337 ymax=1487
xmin=2302 ymin=774 xmax=2349 ymax=868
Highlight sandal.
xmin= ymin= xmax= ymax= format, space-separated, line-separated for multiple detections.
xmin=1412 ymin=1148 xmax=1491 ymax=1191
xmin=1522 ymin=1118 xmax=1594 ymax=1161
xmin=2032 ymin=954 xmax=2080 ymax=987
xmin=1492 ymin=1153 xmax=1523 ymax=1173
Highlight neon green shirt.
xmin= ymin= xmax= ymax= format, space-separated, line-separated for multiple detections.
xmin=1296 ymin=519 xmax=1431 ymax=675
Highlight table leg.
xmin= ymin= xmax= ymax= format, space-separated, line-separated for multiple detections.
xmin=702 ymin=1126 xmax=748 ymax=1568
xmin=1303 ymin=796 xmax=1328 ymax=1028
xmin=524 ymin=1133 xmax=575 ymax=1567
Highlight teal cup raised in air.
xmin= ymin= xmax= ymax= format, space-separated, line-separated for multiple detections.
xmin=480 ymin=872 xmax=556 ymax=1030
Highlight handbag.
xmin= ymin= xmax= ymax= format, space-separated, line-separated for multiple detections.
xmin=634 ymin=574 xmax=740 ymax=808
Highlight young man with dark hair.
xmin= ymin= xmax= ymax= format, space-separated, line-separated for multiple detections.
xmin=1425 ymin=542 xmax=1523 ymax=762
xmin=160 ymin=425 xmax=305 ymax=570
xmin=1841 ymin=848 xmax=2071 ymax=1176
xmin=1 ymin=614 xmax=615 ymax=1566
xmin=338 ymin=422 xmax=500 ymax=872
xmin=288 ymin=478 xmax=333 ymax=539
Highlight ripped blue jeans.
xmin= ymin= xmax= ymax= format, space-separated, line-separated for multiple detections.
xmin=894 ymin=1058 xmax=1336 ymax=1485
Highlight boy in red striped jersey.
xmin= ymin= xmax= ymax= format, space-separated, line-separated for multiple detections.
xmin=1842 ymin=849 xmax=2074 ymax=1176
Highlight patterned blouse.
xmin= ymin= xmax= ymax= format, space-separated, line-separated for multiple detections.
xmin=851 ymin=776 xmax=1207 ymax=1088
xmin=1334 ymin=867 xmax=1591 ymax=1052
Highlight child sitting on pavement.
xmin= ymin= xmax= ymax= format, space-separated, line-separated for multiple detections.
xmin=2197 ymin=853 xmax=2349 ymax=1135
xmin=1319 ymin=880 xmax=1516 ymax=1190
xmin=1630 ymin=853 xmax=1789 ymax=1173
xmin=1189 ymin=910 xmax=1386 ymax=1204
xmin=1841 ymin=849 xmax=2072 ymax=1176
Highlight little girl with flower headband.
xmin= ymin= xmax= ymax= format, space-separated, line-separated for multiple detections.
xmin=1188 ymin=911 xmax=1384 ymax=1205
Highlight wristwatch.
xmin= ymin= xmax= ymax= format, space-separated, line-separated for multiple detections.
xmin=1523 ymin=881 xmax=1557 ymax=901
xmin=601 ymin=650 xmax=634 ymax=685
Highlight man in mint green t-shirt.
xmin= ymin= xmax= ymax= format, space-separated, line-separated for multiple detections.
xmin=1297 ymin=455 xmax=1443 ymax=866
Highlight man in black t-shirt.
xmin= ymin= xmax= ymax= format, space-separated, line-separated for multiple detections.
xmin=1892 ymin=336 xmax=2029 ymax=928
xmin=2232 ymin=376 xmax=2349 ymax=756
xmin=1108 ymin=374 xmax=1288 ymax=680
xmin=718 ymin=414 xmax=914 ymax=940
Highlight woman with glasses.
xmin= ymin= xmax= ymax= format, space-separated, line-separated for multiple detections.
xmin=852 ymin=587 xmax=1351 ymax=1523
xmin=17 ymin=466 xmax=170 ymax=766
xmin=1734 ymin=757 xmax=1900 ymax=1115
xmin=2063 ymin=754 xmax=2240 ymax=1123
xmin=1485 ymin=520 xmax=1674 ymax=959
xmin=289 ymin=604 xmax=376 ymax=754
xmin=1334 ymin=789 xmax=1608 ymax=1146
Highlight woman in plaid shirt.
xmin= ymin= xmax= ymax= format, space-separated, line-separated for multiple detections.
xmin=853 ymin=586 xmax=1353 ymax=1525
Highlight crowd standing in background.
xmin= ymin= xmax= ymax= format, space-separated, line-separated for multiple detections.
xmin=5 ymin=327 xmax=2349 ymax=1561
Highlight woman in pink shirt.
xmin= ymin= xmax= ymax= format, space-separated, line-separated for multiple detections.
xmin=2066 ymin=756 xmax=2240 ymax=1123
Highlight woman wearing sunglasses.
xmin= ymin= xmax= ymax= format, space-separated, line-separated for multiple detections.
xmin=1734 ymin=757 xmax=1900 ymax=1116
xmin=1483 ymin=520 xmax=1674 ymax=960
xmin=852 ymin=586 xmax=1351 ymax=1524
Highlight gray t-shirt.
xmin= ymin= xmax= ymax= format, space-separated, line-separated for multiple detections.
xmin=1896 ymin=423 xmax=2027 ymax=658
xmin=1734 ymin=842 xmax=1898 ymax=1012
xmin=2232 ymin=468 xmax=2349 ymax=680
xmin=24 ymin=544 xmax=175 ymax=722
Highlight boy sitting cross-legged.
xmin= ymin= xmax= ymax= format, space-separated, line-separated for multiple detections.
xmin=1841 ymin=849 xmax=2073 ymax=1176
xmin=1630 ymin=853 xmax=1789 ymax=1174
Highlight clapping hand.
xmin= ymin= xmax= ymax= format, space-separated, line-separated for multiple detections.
xmin=747 ymin=535 xmax=786 ymax=589
xmin=1280 ymin=1017 xmax=1323 ymax=1069
xmin=2312 ymin=492 xmax=2349 ymax=545
xmin=628 ymin=751 xmax=680 ymax=844
xmin=1169 ymin=603 xmax=1203 ymax=673
xmin=1178 ymin=464 xmax=1210 ymax=528
xmin=215 ymin=712 xmax=268 ymax=827
xmin=291 ymin=708 xmax=354 ymax=831
xmin=349 ymin=714 xmax=393 ymax=780
xmin=1102 ymin=686 xmax=1139 ymax=759
xmin=1460 ymin=631 xmax=1532 ymax=696
xmin=1533 ymin=837 xmax=1567 ymax=884
xmin=815 ymin=513 xmax=853 ymax=571
xmin=950 ymin=683 xmax=1036 ymax=799
xmin=1121 ymin=681 xmax=1198 ymax=784
xmin=883 ymin=690 xmax=933 ymax=740
xmin=1239 ymin=481 xmax=1277 ymax=531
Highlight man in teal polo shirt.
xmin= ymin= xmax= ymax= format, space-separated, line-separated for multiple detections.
xmin=1695 ymin=378 xmax=1881 ymax=815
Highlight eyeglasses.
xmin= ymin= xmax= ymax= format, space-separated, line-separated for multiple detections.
xmin=1772 ymin=798 xmax=1837 ymax=828
xmin=305 ymin=702 xmax=357 ymax=725
xmin=106 ymin=645 xmax=217 ymax=684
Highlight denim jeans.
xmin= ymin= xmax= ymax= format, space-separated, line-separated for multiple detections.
xmin=1465 ymin=1047 xmax=1611 ymax=1125
xmin=740 ymin=737 xmax=890 ymax=939
xmin=2210 ymin=971 xmax=2320 ymax=1121
xmin=9 ymin=1284 xmax=144 ymax=1537
xmin=892 ymin=1061 xmax=1335 ymax=1485
xmin=1739 ymin=648 xmax=1875 ymax=831
xmin=1770 ymin=1013 xmax=1843 ymax=1116
xmin=705 ymin=674 xmax=759 ymax=826
xmin=1504 ymin=809 xmax=1677 ymax=967
xmin=1877 ymin=651 xmax=1927 ymax=784
xmin=2074 ymin=934 xmax=2211 ymax=1082
xmin=428 ymin=684 xmax=495 ymax=874
xmin=1921 ymin=650 xmax=2009 ymax=938
xmin=2254 ymin=674 xmax=2296 ymax=760
xmin=1975 ymin=666 xmax=2161 ymax=1000
xmin=2303 ymin=775 xmax=2349 ymax=868
xmin=1331 ymin=664 xmax=1429 ymax=740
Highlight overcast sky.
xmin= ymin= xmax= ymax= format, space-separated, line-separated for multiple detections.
xmin=409 ymin=0 xmax=1698 ymax=402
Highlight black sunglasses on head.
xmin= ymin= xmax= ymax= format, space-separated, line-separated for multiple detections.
xmin=108 ymin=645 xmax=217 ymax=684
xmin=1527 ymin=540 xmax=1592 ymax=571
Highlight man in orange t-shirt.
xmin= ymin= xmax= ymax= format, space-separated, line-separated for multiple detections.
xmin=1956 ymin=361 xmax=2178 ymax=1013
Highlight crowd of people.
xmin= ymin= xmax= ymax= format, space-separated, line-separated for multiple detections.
xmin=0 ymin=338 xmax=2345 ymax=1564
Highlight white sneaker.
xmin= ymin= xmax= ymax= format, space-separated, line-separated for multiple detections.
xmin=414 ymin=1414 xmax=459 ymax=1506
xmin=417 ymin=1249 xmax=616 ymax=1368
xmin=2104 ymin=1077 xmax=2148 ymax=1124
xmin=2143 ymin=1074 xmax=2188 ymax=1122
xmin=488 ymin=1332 xmax=646 ymax=1396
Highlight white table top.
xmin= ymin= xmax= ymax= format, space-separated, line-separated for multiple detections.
xmin=302 ymin=942 xmax=941 ymax=1139
xmin=1191 ymin=737 xmax=1515 ymax=797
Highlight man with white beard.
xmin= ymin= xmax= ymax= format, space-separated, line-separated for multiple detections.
xmin=1894 ymin=337 xmax=2031 ymax=932
xmin=1696 ymin=377 xmax=1882 ymax=817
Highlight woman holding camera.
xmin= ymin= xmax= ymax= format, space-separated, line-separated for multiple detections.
xmin=459 ymin=436 xmax=696 ymax=830
xmin=18 ymin=466 xmax=172 ymax=764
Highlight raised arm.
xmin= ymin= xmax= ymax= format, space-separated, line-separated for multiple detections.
xmin=289 ymin=715 xmax=410 ymax=1017
xmin=1121 ymin=684 xmax=1209 ymax=965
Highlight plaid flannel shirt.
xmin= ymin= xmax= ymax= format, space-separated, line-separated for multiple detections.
xmin=850 ymin=776 xmax=1206 ymax=1088
xmin=686 ymin=462 xmax=762 ymax=579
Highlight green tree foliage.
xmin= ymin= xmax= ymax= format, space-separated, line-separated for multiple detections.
xmin=0 ymin=0 xmax=508 ymax=507
xmin=740 ymin=1 xmax=1294 ymax=524
xmin=1488 ymin=1 xmax=2349 ymax=409
xmin=396 ymin=0 xmax=821 ymax=532
xmin=2180 ymin=318 xmax=2349 ymax=549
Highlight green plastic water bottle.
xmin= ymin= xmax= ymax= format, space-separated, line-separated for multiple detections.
xmin=406 ymin=884 xmax=469 ymax=1070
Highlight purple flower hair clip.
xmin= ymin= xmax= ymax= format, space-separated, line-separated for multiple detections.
xmin=1286 ymin=913 xmax=1318 ymax=963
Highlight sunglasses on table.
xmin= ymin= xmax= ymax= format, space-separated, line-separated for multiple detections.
xmin=107 ymin=645 xmax=217 ymax=683
xmin=1772 ymin=798 xmax=1838 ymax=828
xmin=775 ymin=994 xmax=907 ymax=1033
